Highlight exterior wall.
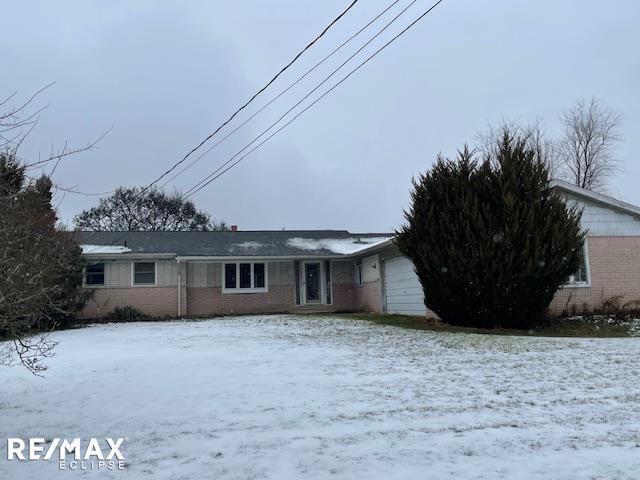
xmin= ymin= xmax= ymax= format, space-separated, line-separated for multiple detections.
xmin=561 ymin=192 xmax=640 ymax=236
xmin=376 ymin=236 xmax=640 ymax=319
xmin=80 ymin=260 xmax=186 ymax=318
xmin=356 ymin=281 xmax=382 ymax=313
xmin=82 ymin=286 xmax=185 ymax=318
xmin=550 ymin=236 xmax=640 ymax=313
xmin=185 ymin=259 xmax=357 ymax=317
xmin=355 ymin=254 xmax=383 ymax=313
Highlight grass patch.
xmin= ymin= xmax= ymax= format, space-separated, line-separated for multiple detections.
xmin=339 ymin=313 xmax=635 ymax=338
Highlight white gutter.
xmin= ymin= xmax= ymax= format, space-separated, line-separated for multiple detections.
xmin=175 ymin=254 xmax=347 ymax=262
xmin=81 ymin=252 xmax=177 ymax=260
xmin=551 ymin=180 xmax=640 ymax=218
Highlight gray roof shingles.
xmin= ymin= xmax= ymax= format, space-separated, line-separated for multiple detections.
xmin=77 ymin=230 xmax=393 ymax=257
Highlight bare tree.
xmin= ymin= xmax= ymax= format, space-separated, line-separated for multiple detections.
xmin=477 ymin=119 xmax=559 ymax=178
xmin=557 ymin=97 xmax=622 ymax=192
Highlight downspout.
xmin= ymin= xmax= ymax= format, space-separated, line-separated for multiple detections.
xmin=177 ymin=261 xmax=181 ymax=318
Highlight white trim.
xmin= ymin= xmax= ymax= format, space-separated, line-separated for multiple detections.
xmin=177 ymin=254 xmax=346 ymax=262
xmin=562 ymin=241 xmax=591 ymax=288
xmin=83 ymin=252 xmax=175 ymax=260
xmin=551 ymin=180 xmax=640 ymax=219
xmin=325 ymin=260 xmax=334 ymax=306
xmin=221 ymin=261 xmax=269 ymax=294
xmin=131 ymin=261 xmax=157 ymax=287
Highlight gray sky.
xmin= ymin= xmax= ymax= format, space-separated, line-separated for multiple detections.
xmin=2 ymin=1 xmax=639 ymax=232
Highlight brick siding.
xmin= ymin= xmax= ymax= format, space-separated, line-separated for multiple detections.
xmin=551 ymin=236 xmax=640 ymax=313
xmin=81 ymin=286 xmax=185 ymax=318
xmin=186 ymin=283 xmax=358 ymax=317
xmin=356 ymin=280 xmax=383 ymax=313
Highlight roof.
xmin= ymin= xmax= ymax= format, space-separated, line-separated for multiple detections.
xmin=77 ymin=230 xmax=394 ymax=259
xmin=551 ymin=180 xmax=640 ymax=219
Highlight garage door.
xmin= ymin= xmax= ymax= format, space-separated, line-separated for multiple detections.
xmin=383 ymin=256 xmax=426 ymax=316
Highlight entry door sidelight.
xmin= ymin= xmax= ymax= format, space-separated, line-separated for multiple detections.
xmin=304 ymin=262 xmax=321 ymax=304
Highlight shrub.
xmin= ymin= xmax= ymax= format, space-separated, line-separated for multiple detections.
xmin=112 ymin=306 xmax=144 ymax=322
xmin=396 ymin=130 xmax=585 ymax=329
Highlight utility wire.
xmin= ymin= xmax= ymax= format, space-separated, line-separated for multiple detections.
xmin=182 ymin=0 xmax=427 ymax=198
xmin=142 ymin=0 xmax=360 ymax=193
xmin=158 ymin=0 xmax=401 ymax=190
xmin=184 ymin=0 xmax=445 ymax=199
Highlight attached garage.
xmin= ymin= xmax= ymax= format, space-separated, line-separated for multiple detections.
xmin=383 ymin=256 xmax=426 ymax=316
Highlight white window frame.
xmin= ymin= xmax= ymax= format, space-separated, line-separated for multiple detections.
xmin=83 ymin=261 xmax=106 ymax=287
xmin=563 ymin=242 xmax=591 ymax=288
xmin=131 ymin=261 xmax=157 ymax=286
xmin=222 ymin=262 xmax=268 ymax=293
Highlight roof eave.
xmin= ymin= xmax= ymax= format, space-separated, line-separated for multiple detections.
xmin=82 ymin=252 xmax=177 ymax=260
xmin=175 ymin=254 xmax=348 ymax=262
xmin=346 ymin=238 xmax=396 ymax=257
xmin=551 ymin=180 xmax=640 ymax=218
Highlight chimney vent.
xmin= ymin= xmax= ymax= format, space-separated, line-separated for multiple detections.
xmin=231 ymin=225 xmax=238 ymax=232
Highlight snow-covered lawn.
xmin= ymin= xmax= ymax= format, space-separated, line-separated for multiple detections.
xmin=1 ymin=315 xmax=640 ymax=479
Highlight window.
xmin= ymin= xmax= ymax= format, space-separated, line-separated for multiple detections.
xmin=225 ymin=263 xmax=237 ymax=289
xmin=133 ymin=262 xmax=155 ymax=285
xmin=85 ymin=262 xmax=105 ymax=286
xmin=223 ymin=262 xmax=267 ymax=292
xmin=566 ymin=244 xmax=589 ymax=286
xmin=239 ymin=263 xmax=251 ymax=288
xmin=254 ymin=263 xmax=265 ymax=288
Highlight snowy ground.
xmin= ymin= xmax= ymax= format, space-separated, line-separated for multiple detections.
xmin=1 ymin=315 xmax=640 ymax=480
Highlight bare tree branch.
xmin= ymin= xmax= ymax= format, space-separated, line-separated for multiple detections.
xmin=557 ymin=97 xmax=622 ymax=192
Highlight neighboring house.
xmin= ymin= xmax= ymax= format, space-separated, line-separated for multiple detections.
xmin=78 ymin=181 xmax=640 ymax=319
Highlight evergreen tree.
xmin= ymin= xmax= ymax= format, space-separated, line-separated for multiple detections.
xmin=396 ymin=130 xmax=584 ymax=329
xmin=0 ymin=153 xmax=87 ymax=373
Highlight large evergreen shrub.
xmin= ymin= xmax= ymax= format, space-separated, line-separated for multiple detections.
xmin=396 ymin=131 xmax=584 ymax=329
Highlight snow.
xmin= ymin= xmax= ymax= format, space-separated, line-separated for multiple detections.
xmin=81 ymin=244 xmax=131 ymax=254
xmin=1 ymin=315 xmax=640 ymax=479
xmin=287 ymin=236 xmax=391 ymax=255
xmin=234 ymin=241 xmax=263 ymax=249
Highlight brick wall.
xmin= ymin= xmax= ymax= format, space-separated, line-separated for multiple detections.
xmin=81 ymin=286 xmax=185 ymax=318
xmin=356 ymin=280 xmax=383 ymax=313
xmin=550 ymin=236 xmax=640 ymax=313
xmin=186 ymin=282 xmax=358 ymax=317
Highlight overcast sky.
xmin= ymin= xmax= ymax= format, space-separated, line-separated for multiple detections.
xmin=2 ymin=1 xmax=639 ymax=232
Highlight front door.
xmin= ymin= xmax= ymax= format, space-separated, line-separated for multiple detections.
xmin=304 ymin=262 xmax=322 ymax=304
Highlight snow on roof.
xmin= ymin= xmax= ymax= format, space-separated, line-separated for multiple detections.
xmin=235 ymin=241 xmax=263 ymax=249
xmin=81 ymin=244 xmax=132 ymax=254
xmin=286 ymin=237 xmax=391 ymax=255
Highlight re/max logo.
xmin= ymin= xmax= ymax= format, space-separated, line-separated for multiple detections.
xmin=7 ymin=438 xmax=125 ymax=470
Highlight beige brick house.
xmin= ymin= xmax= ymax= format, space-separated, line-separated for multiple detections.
xmin=78 ymin=231 xmax=393 ymax=319
xmin=78 ymin=180 xmax=640 ymax=319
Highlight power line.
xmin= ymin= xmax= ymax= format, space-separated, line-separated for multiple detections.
xmin=184 ymin=0 xmax=446 ymax=200
xmin=142 ymin=0 xmax=360 ymax=193
xmin=182 ymin=0 xmax=420 ymax=197
xmin=158 ymin=0 xmax=402 ymax=190
xmin=181 ymin=0 xmax=426 ymax=198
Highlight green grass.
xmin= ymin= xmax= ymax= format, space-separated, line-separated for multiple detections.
xmin=337 ymin=313 xmax=634 ymax=338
